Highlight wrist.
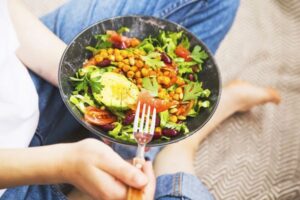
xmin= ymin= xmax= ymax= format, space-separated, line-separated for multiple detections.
xmin=54 ymin=143 xmax=77 ymax=184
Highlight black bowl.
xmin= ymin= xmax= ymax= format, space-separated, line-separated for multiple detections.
xmin=58 ymin=16 xmax=221 ymax=147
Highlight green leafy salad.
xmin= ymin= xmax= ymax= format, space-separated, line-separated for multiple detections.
xmin=69 ymin=27 xmax=211 ymax=143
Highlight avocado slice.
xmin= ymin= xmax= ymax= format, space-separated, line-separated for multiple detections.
xmin=96 ymin=72 xmax=139 ymax=110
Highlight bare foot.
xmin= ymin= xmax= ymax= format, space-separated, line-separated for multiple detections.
xmin=225 ymin=80 xmax=281 ymax=112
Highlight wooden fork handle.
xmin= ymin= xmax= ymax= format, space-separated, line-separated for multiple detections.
xmin=127 ymin=157 xmax=145 ymax=200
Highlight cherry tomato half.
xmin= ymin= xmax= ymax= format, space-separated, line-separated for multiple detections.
xmin=84 ymin=106 xmax=117 ymax=126
xmin=137 ymin=91 xmax=177 ymax=113
xmin=175 ymin=45 xmax=191 ymax=61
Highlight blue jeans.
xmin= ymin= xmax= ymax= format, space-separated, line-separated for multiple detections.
xmin=1 ymin=0 xmax=239 ymax=199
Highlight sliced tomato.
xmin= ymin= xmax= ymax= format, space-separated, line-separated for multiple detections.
xmin=106 ymin=30 xmax=140 ymax=49
xmin=175 ymin=45 xmax=191 ymax=61
xmin=137 ymin=91 xmax=177 ymax=113
xmin=84 ymin=106 xmax=117 ymax=126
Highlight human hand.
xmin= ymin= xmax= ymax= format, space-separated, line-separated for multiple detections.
xmin=142 ymin=161 xmax=156 ymax=200
xmin=62 ymin=139 xmax=149 ymax=200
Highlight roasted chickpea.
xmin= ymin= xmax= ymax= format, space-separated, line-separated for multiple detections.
xmin=121 ymin=50 xmax=128 ymax=57
xmin=170 ymin=108 xmax=178 ymax=114
xmin=117 ymin=62 xmax=124 ymax=68
xmin=169 ymin=115 xmax=178 ymax=123
xmin=157 ymin=76 xmax=164 ymax=84
xmin=127 ymin=52 xmax=134 ymax=58
xmin=114 ymin=49 xmax=120 ymax=55
xmin=176 ymin=77 xmax=185 ymax=86
xmin=149 ymin=70 xmax=156 ymax=76
xmin=135 ymin=71 xmax=141 ymax=78
xmin=162 ymin=77 xmax=171 ymax=85
xmin=155 ymin=127 xmax=162 ymax=134
xmin=141 ymin=68 xmax=149 ymax=77
xmin=163 ymin=71 xmax=170 ymax=76
xmin=122 ymin=65 xmax=131 ymax=72
xmin=115 ymin=55 xmax=123 ymax=62
xmin=136 ymin=60 xmax=144 ymax=68
xmin=100 ymin=51 xmax=108 ymax=58
xmin=107 ymin=48 xmax=113 ymax=55
xmin=179 ymin=93 xmax=183 ymax=100
xmin=123 ymin=59 xmax=129 ymax=64
xmin=175 ymin=87 xmax=183 ymax=94
xmin=129 ymin=57 xmax=135 ymax=66
xmin=131 ymin=66 xmax=138 ymax=72
xmin=173 ymin=94 xmax=179 ymax=100
xmin=127 ymin=71 xmax=135 ymax=78
xmin=130 ymin=38 xmax=140 ymax=47
xmin=108 ymin=55 xmax=115 ymax=61
xmin=95 ymin=55 xmax=103 ymax=63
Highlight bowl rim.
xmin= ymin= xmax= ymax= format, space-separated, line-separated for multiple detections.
xmin=58 ymin=15 xmax=222 ymax=147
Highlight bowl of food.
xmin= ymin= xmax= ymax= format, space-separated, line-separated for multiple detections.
xmin=58 ymin=16 xmax=221 ymax=147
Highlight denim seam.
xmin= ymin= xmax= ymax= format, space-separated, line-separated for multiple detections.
xmin=172 ymin=173 xmax=176 ymax=196
xmin=179 ymin=173 xmax=182 ymax=196
xmin=159 ymin=0 xmax=205 ymax=19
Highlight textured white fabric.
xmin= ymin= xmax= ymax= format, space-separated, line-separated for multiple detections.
xmin=0 ymin=0 xmax=39 ymax=197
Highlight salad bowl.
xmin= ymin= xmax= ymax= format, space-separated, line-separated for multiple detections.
xmin=58 ymin=15 xmax=221 ymax=147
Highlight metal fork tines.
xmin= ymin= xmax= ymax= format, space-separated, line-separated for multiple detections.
xmin=133 ymin=101 xmax=156 ymax=159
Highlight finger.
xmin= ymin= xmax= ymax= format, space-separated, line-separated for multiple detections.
xmin=97 ymin=148 xmax=148 ymax=189
xmin=80 ymin=166 xmax=127 ymax=200
xmin=143 ymin=161 xmax=156 ymax=200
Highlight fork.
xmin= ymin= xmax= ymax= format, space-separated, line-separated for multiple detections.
xmin=127 ymin=101 xmax=156 ymax=200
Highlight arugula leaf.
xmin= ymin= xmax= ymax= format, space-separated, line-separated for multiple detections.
xmin=117 ymin=27 xmax=130 ymax=34
xmin=141 ymin=52 xmax=165 ymax=69
xmin=70 ymin=66 xmax=106 ymax=95
xmin=187 ymin=108 xmax=197 ymax=117
xmin=190 ymin=45 xmax=208 ymax=64
xmin=142 ymin=77 xmax=159 ymax=97
xmin=108 ymin=122 xmax=136 ymax=143
xmin=158 ymin=31 xmax=182 ymax=58
xmin=160 ymin=136 xmax=171 ymax=141
xmin=159 ymin=110 xmax=169 ymax=127
xmin=168 ymin=31 xmax=183 ymax=44
xmin=181 ymin=35 xmax=190 ymax=49
xmin=138 ymin=36 xmax=156 ymax=52
xmin=89 ymin=70 xmax=104 ymax=94
xmin=183 ymin=82 xmax=204 ymax=101
xmin=174 ymin=57 xmax=185 ymax=63
xmin=85 ymin=46 xmax=100 ymax=55
xmin=108 ymin=122 xmax=122 ymax=136
xmin=178 ymin=67 xmax=193 ymax=75
xmin=198 ymin=100 xmax=210 ymax=108
xmin=93 ymin=34 xmax=112 ymax=51
xmin=69 ymin=94 xmax=95 ymax=113
xmin=164 ymin=122 xmax=189 ymax=134
xmin=200 ymin=89 xmax=211 ymax=98
xmin=177 ymin=61 xmax=197 ymax=75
